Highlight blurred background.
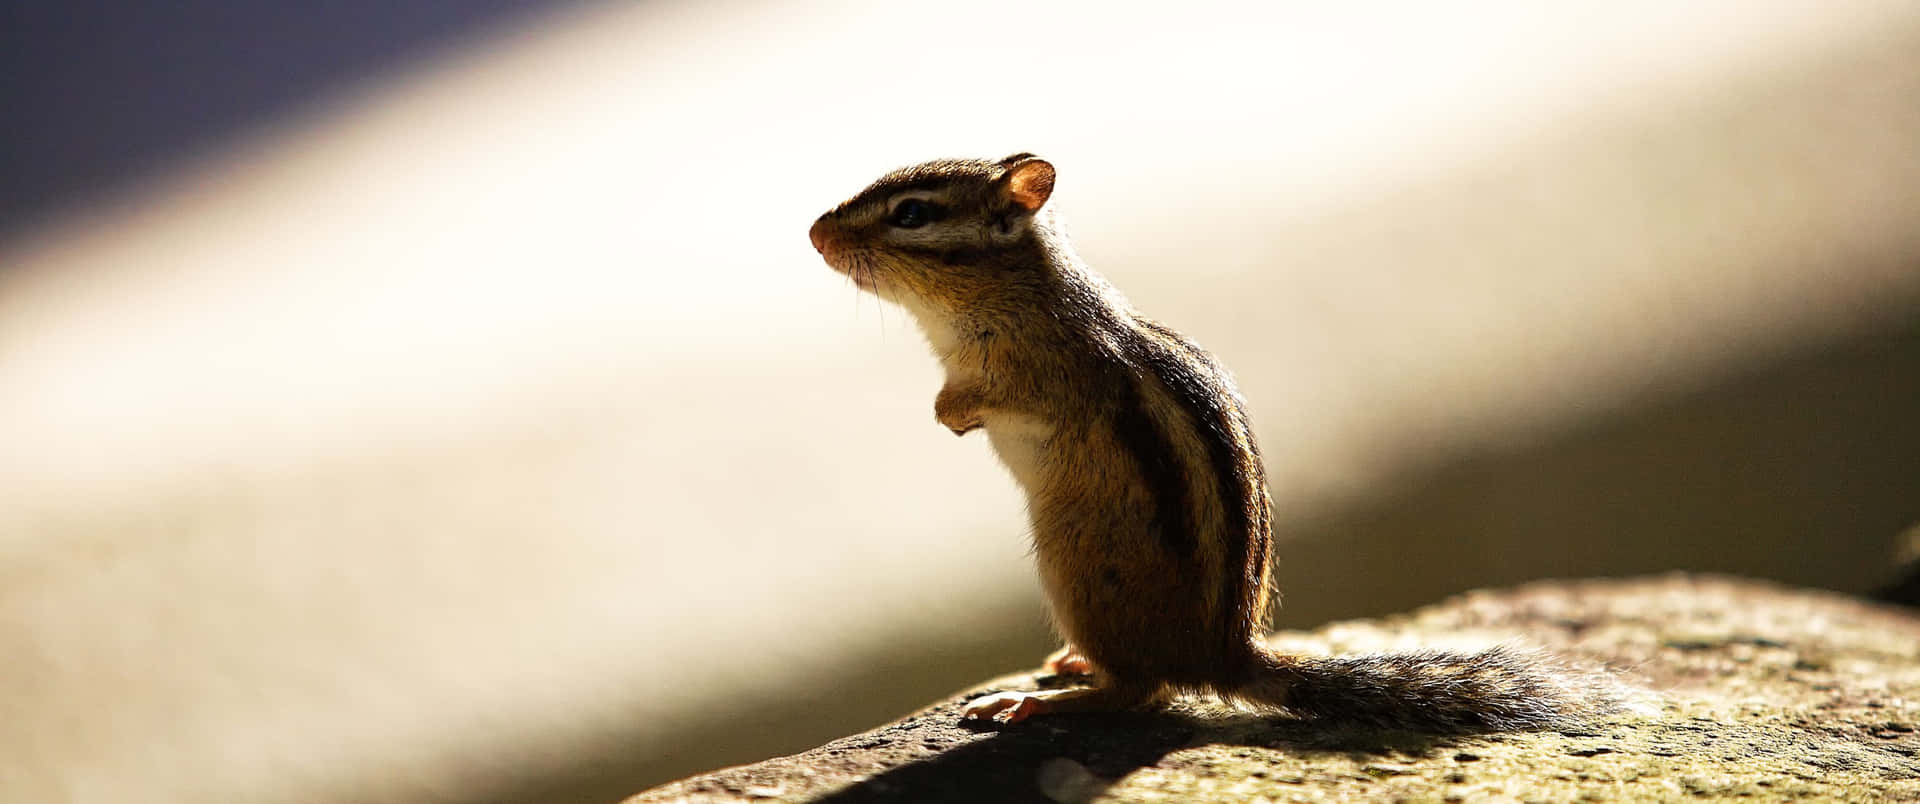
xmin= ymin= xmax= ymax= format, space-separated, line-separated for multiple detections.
xmin=4 ymin=1 xmax=1919 ymax=801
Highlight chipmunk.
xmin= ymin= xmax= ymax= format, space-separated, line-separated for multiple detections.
xmin=807 ymin=154 xmax=1629 ymax=732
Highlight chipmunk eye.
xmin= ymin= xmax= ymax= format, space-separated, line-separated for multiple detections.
xmin=889 ymin=198 xmax=940 ymax=229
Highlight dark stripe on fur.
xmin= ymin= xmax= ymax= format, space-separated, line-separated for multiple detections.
xmin=1132 ymin=318 xmax=1264 ymax=658
xmin=1107 ymin=370 xmax=1196 ymax=556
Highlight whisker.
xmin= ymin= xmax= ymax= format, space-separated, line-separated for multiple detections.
xmin=860 ymin=255 xmax=886 ymax=341
xmin=845 ymin=257 xmax=860 ymax=321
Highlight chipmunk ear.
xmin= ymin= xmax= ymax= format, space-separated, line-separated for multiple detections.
xmin=997 ymin=155 xmax=1055 ymax=213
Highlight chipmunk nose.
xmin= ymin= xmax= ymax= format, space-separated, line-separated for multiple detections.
xmin=809 ymin=215 xmax=831 ymax=253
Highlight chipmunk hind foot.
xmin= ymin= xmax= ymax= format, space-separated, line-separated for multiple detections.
xmin=962 ymin=681 xmax=1163 ymax=725
xmin=1042 ymin=644 xmax=1094 ymax=676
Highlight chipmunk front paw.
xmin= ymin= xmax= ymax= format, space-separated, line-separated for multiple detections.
xmin=934 ymin=383 xmax=987 ymax=436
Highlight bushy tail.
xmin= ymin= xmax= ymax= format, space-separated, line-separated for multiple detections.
xmin=1230 ymin=645 xmax=1633 ymax=733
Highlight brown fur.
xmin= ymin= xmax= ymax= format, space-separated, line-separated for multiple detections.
xmin=809 ymin=155 xmax=1630 ymax=732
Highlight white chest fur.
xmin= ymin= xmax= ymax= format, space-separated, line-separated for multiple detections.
xmin=982 ymin=410 xmax=1054 ymax=495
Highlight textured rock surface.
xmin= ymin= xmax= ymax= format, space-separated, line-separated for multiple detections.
xmin=628 ymin=576 xmax=1920 ymax=803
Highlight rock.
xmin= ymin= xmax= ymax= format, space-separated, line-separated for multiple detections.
xmin=627 ymin=575 xmax=1920 ymax=803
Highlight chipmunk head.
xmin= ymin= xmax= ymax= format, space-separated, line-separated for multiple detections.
xmin=809 ymin=153 xmax=1058 ymax=317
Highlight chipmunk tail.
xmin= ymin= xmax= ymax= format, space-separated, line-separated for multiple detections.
xmin=1228 ymin=644 xmax=1639 ymax=734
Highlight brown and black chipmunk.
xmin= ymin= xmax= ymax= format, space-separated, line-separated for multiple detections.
xmin=808 ymin=154 xmax=1630 ymax=731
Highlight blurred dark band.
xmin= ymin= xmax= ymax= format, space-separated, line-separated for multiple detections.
xmin=0 ymin=0 xmax=576 ymax=246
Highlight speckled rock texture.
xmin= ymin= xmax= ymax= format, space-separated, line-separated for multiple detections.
xmin=628 ymin=575 xmax=1920 ymax=803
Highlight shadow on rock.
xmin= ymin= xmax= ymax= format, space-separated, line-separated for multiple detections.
xmin=814 ymin=705 xmax=1464 ymax=804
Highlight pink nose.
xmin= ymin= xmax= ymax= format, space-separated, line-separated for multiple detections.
xmin=809 ymin=216 xmax=831 ymax=253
